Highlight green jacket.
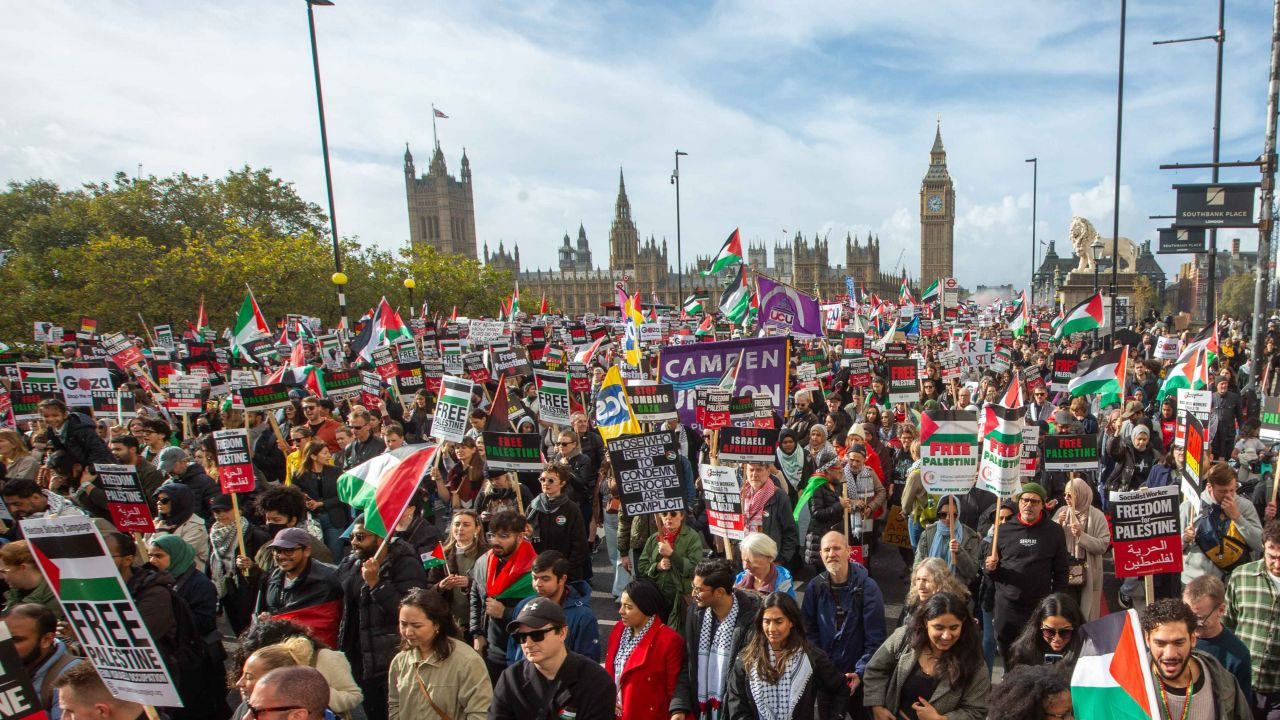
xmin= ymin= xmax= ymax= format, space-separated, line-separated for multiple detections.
xmin=4 ymin=579 xmax=63 ymax=619
xmin=637 ymin=524 xmax=705 ymax=622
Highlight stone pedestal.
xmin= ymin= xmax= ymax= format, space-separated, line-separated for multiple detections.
xmin=1058 ymin=270 xmax=1139 ymax=328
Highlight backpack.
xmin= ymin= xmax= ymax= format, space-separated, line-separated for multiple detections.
xmin=1195 ymin=504 xmax=1251 ymax=573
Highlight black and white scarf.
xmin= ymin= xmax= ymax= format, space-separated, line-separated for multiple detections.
xmin=696 ymin=598 xmax=739 ymax=716
xmin=747 ymin=648 xmax=812 ymax=720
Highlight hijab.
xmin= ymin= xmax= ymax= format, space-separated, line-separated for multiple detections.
xmin=775 ymin=428 xmax=806 ymax=488
xmin=1067 ymin=476 xmax=1092 ymax=515
xmin=156 ymin=482 xmax=195 ymax=526
xmin=151 ymin=533 xmax=196 ymax=578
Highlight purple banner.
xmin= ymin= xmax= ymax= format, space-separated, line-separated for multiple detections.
xmin=658 ymin=336 xmax=790 ymax=430
xmin=757 ymin=276 xmax=823 ymax=337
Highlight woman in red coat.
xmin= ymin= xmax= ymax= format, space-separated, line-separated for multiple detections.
xmin=606 ymin=578 xmax=686 ymax=720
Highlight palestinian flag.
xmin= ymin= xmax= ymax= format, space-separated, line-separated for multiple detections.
xmin=1053 ymin=292 xmax=1104 ymax=341
xmin=421 ymin=543 xmax=447 ymax=571
xmin=921 ymin=278 xmax=940 ymax=304
xmin=1009 ymin=291 xmax=1029 ymax=337
xmin=230 ymin=289 xmax=271 ymax=360
xmin=999 ymin=375 xmax=1024 ymax=409
xmin=539 ymin=295 xmax=548 ymax=314
xmin=1156 ymin=344 xmax=1208 ymax=404
xmin=899 ymin=275 xmax=914 ymax=305
xmin=486 ymin=539 xmax=537 ymax=600
xmin=682 ymin=292 xmax=706 ymax=316
xmin=1069 ymin=346 xmax=1128 ymax=406
xmin=274 ymin=599 xmax=342 ymax=650
xmin=694 ymin=315 xmax=714 ymax=337
xmin=1071 ymin=609 xmax=1158 ymax=720
xmin=920 ymin=410 xmax=979 ymax=447
xmin=700 ymin=228 xmax=744 ymax=276
xmin=511 ymin=282 xmax=521 ymax=316
xmin=351 ymin=297 xmax=413 ymax=362
xmin=337 ymin=444 xmax=439 ymax=538
xmin=26 ymin=529 xmax=128 ymax=603
xmin=1190 ymin=323 xmax=1219 ymax=365
xmin=982 ymin=403 xmax=1026 ymax=448
xmin=719 ymin=264 xmax=750 ymax=324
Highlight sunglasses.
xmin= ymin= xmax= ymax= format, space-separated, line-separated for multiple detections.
xmin=936 ymin=512 xmax=953 ymax=519
xmin=1040 ymin=626 xmax=1074 ymax=640
xmin=350 ymin=532 xmax=372 ymax=542
xmin=157 ymin=498 xmax=171 ymax=504
xmin=512 ymin=626 xmax=563 ymax=644
xmin=555 ymin=441 xmax=573 ymax=447
xmin=246 ymin=705 xmax=304 ymax=720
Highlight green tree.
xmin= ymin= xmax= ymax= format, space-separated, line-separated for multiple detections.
xmin=1219 ymin=271 xmax=1256 ymax=318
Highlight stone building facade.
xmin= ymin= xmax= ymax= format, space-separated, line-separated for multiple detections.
xmin=405 ymin=143 xmax=478 ymax=259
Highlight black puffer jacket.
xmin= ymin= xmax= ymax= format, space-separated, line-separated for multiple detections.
xmin=337 ymin=538 xmax=428 ymax=679
xmin=48 ymin=412 xmax=114 ymax=467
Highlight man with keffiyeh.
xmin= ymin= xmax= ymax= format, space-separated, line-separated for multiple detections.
xmin=670 ymin=559 xmax=761 ymax=720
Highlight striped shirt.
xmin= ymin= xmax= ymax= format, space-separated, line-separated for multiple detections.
xmin=1224 ymin=558 xmax=1280 ymax=693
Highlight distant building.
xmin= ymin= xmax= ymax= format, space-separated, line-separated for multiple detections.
xmin=920 ymin=124 xmax=956 ymax=293
xmin=1171 ymin=236 xmax=1256 ymax=317
xmin=1033 ymin=238 xmax=1167 ymax=307
xmin=405 ymin=143 xmax=477 ymax=259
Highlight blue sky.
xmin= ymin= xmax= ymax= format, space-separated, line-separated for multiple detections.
xmin=1 ymin=1 xmax=1274 ymax=289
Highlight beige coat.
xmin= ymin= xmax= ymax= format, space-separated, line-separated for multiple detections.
xmin=387 ymin=638 xmax=493 ymax=720
xmin=1052 ymin=503 xmax=1111 ymax=621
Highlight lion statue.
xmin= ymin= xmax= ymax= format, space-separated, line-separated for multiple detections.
xmin=1070 ymin=216 xmax=1139 ymax=274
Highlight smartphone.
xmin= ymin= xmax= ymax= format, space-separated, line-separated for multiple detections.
xmin=1044 ymin=653 xmax=1064 ymax=665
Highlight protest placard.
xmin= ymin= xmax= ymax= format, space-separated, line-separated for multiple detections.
xmin=322 ymin=369 xmax=362 ymax=399
xmin=847 ymin=356 xmax=873 ymax=387
xmin=95 ymin=463 xmax=155 ymax=534
xmin=468 ymin=320 xmax=505 ymax=344
xmin=882 ymin=507 xmax=912 ymax=549
xmin=1049 ymin=353 xmax=1079 ymax=392
xmin=716 ymin=427 xmax=779 ymax=463
xmin=21 ymin=515 xmax=182 ymax=707
xmin=10 ymin=392 xmax=51 ymax=425
xmin=1021 ymin=424 xmax=1041 ymax=478
xmin=238 ymin=383 xmax=293 ymax=412
xmin=1042 ymin=434 xmax=1100 ymax=472
xmin=1262 ymin=396 xmax=1280 ymax=442
xmin=481 ymin=432 xmax=543 ymax=473
xmin=951 ymin=338 xmax=995 ymax=367
xmin=698 ymin=387 xmax=731 ymax=431
xmin=56 ymin=367 xmax=113 ymax=409
xmin=885 ymin=359 xmax=920 ymax=404
xmin=0 ymin=388 xmax=13 ymax=428
xmin=372 ymin=346 xmax=398 ymax=382
xmin=360 ymin=372 xmax=382 ymax=409
xmin=213 ymin=429 xmax=255 ymax=494
xmin=1175 ymin=388 xmax=1212 ymax=448
xmin=701 ymin=464 xmax=744 ymax=541
xmin=1110 ymin=485 xmax=1182 ymax=578
xmin=978 ymin=404 xmax=1026 ymax=498
xmin=462 ymin=352 xmax=490 ymax=385
xmin=938 ymin=351 xmax=962 ymax=381
xmin=1183 ymin=412 xmax=1208 ymax=506
xmin=396 ymin=359 xmax=425 ymax=396
xmin=17 ymin=364 xmax=56 ymax=395
xmin=841 ymin=331 xmax=865 ymax=359
xmin=0 ymin=622 xmax=45 ymax=720
xmin=626 ymin=382 xmax=677 ymax=423
xmin=535 ymin=369 xmax=571 ymax=426
xmin=491 ymin=349 xmax=531 ymax=376
xmin=164 ymin=374 xmax=204 ymax=415
xmin=1154 ymin=336 xmax=1180 ymax=360
xmin=608 ymin=431 xmax=684 ymax=515
xmin=567 ymin=362 xmax=591 ymax=394
xmin=919 ymin=410 xmax=979 ymax=495
xmin=431 ymin=376 xmax=473 ymax=444
xmin=153 ymin=324 xmax=174 ymax=349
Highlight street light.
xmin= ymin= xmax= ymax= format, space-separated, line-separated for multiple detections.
xmin=304 ymin=0 xmax=348 ymax=334
xmin=1092 ymin=238 xmax=1104 ymax=342
xmin=671 ymin=150 xmax=687 ymax=311
xmin=1026 ymin=158 xmax=1037 ymax=307
xmin=404 ymin=277 xmax=416 ymax=317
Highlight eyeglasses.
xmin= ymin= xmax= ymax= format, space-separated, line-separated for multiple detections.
xmin=512 ymin=626 xmax=563 ymax=644
xmin=555 ymin=441 xmax=573 ymax=447
xmin=936 ymin=512 xmax=953 ymax=519
xmin=1040 ymin=626 xmax=1074 ymax=640
xmin=350 ymin=424 xmax=367 ymax=431
xmin=350 ymin=532 xmax=372 ymax=542
xmin=1019 ymin=496 xmax=1044 ymax=505
xmin=245 ymin=705 xmax=304 ymax=720
xmin=157 ymin=498 xmax=171 ymax=505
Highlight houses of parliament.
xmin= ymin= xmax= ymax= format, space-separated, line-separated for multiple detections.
xmin=404 ymin=127 xmax=959 ymax=315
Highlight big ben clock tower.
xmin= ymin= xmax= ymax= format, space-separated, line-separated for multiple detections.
xmin=920 ymin=123 xmax=955 ymax=290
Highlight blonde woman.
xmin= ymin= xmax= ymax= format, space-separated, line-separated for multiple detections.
xmin=1050 ymin=476 xmax=1110 ymax=621
xmin=899 ymin=557 xmax=970 ymax=627
xmin=0 ymin=429 xmax=37 ymax=481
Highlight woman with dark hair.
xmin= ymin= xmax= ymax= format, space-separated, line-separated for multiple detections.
xmin=606 ymin=579 xmax=685 ymax=720
xmin=431 ymin=437 xmax=486 ymax=510
xmin=527 ymin=463 xmax=589 ymax=580
xmin=292 ymin=439 xmax=347 ymax=560
xmin=1003 ymin=593 xmax=1085 ymax=673
xmin=863 ymin=591 xmax=989 ymax=720
xmin=723 ymin=592 xmax=848 ymax=720
xmin=148 ymin=483 xmax=209 ymax=572
xmin=229 ymin=619 xmax=363 ymax=716
xmin=775 ymin=428 xmax=813 ymax=505
xmin=387 ymin=587 xmax=492 ymax=720
xmin=986 ymin=665 xmax=1073 ymax=720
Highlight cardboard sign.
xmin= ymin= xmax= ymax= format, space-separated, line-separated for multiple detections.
xmin=697 ymin=386 xmax=731 ymax=430
xmin=469 ymin=320 xmax=506 ymax=344
xmin=1154 ymin=337 xmax=1180 ymax=360
xmin=481 ymin=432 xmax=543 ymax=473
xmin=701 ymin=464 xmax=744 ymax=541
xmin=238 ymin=383 xmax=294 ymax=412
xmin=1050 ymin=353 xmax=1079 ymax=393
xmin=95 ymin=463 xmax=155 ymax=534
xmin=535 ymin=369 xmax=571 ymax=426
xmin=21 ymin=515 xmax=182 ymax=707
xmin=164 ymin=374 xmax=205 ymax=414
xmin=0 ymin=622 xmax=46 ymax=720
xmin=1262 ymin=396 xmax=1280 ymax=443
xmin=1110 ymin=486 xmax=1183 ymax=578
xmin=431 ymin=376 xmax=474 ymax=444
xmin=213 ymin=429 xmax=255 ymax=494
xmin=608 ymin=431 xmax=685 ymax=515
xmin=919 ymin=410 xmax=979 ymax=495
xmin=881 ymin=505 xmax=912 ymax=549
xmin=848 ymin=356 xmax=873 ymax=387
xmin=1042 ymin=434 xmax=1100 ymax=472
xmin=885 ymin=359 xmax=920 ymax=404
xmin=463 ymin=352 xmax=490 ymax=385
xmin=626 ymin=382 xmax=677 ymax=423
xmin=716 ymin=426 xmax=779 ymax=463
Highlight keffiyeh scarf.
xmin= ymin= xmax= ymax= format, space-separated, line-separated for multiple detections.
xmin=210 ymin=517 xmax=248 ymax=597
xmin=742 ymin=479 xmax=776 ymax=533
xmin=613 ymin=615 xmax=655 ymax=686
xmin=747 ymin=648 xmax=812 ymax=720
xmin=696 ymin=598 xmax=739 ymax=716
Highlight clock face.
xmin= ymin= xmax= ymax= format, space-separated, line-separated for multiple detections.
xmin=927 ymin=194 xmax=943 ymax=212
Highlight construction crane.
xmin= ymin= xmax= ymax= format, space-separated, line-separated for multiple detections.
xmin=891 ymin=248 xmax=908 ymax=278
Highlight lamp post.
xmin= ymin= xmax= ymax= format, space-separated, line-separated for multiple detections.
xmin=1026 ymin=157 xmax=1038 ymax=307
xmin=1092 ymin=238 xmax=1104 ymax=342
xmin=404 ymin=278 xmax=416 ymax=317
xmin=304 ymin=0 xmax=348 ymax=333
xmin=1109 ymin=0 xmax=1127 ymax=333
xmin=671 ymin=150 xmax=687 ymax=309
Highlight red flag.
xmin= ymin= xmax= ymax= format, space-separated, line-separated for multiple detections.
xmin=539 ymin=295 xmax=548 ymax=314
xmin=449 ymin=306 xmax=457 ymax=321
xmin=273 ymin=599 xmax=342 ymax=649
xmin=195 ymin=296 xmax=208 ymax=332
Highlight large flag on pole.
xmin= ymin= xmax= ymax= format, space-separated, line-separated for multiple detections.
xmin=336 ymin=444 xmax=439 ymax=537
xmin=594 ymin=365 xmax=642 ymax=442
xmin=230 ymin=289 xmax=271 ymax=360
xmin=719 ymin=264 xmax=750 ymax=323
xmin=1009 ymin=291 xmax=1029 ymax=337
xmin=623 ymin=291 xmax=645 ymax=366
xmin=921 ymin=278 xmax=940 ymax=304
xmin=351 ymin=297 xmax=412 ymax=362
xmin=1068 ymin=345 xmax=1128 ymax=407
xmin=1053 ymin=292 xmax=1104 ymax=341
xmin=700 ymin=228 xmax=744 ymax=276
xmin=1155 ymin=344 xmax=1209 ymax=403
xmin=1070 ymin=609 xmax=1159 ymax=720
xmin=756 ymin=275 xmax=823 ymax=336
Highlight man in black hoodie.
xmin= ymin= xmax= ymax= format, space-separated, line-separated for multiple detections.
xmin=983 ymin=481 xmax=1070 ymax=663
xmin=156 ymin=447 xmax=219 ymax=523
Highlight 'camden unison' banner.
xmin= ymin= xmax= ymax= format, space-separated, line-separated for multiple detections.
xmin=21 ymin=516 xmax=182 ymax=707
xmin=659 ymin=336 xmax=789 ymax=430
